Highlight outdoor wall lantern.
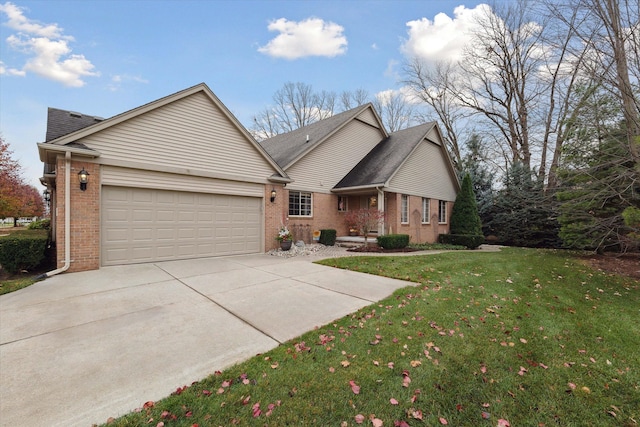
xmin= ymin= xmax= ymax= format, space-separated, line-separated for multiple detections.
xmin=78 ymin=168 xmax=89 ymax=191
xmin=270 ymin=188 xmax=277 ymax=203
xmin=43 ymin=189 xmax=51 ymax=203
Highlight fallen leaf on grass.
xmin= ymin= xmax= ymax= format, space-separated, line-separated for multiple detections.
xmin=390 ymin=398 xmax=399 ymax=405
xmin=372 ymin=418 xmax=383 ymax=427
xmin=350 ymin=380 xmax=361 ymax=394
xmin=439 ymin=416 xmax=449 ymax=424
xmin=355 ymin=414 xmax=365 ymax=424
xmin=252 ymin=402 xmax=261 ymax=417
xmin=410 ymin=409 xmax=423 ymax=420
xmin=497 ymin=419 xmax=511 ymax=427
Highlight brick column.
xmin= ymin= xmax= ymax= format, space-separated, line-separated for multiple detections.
xmin=55 ymin=159 xmax=100 ymax=272
xmin=264 ymin=184 xmax=287 ymax=251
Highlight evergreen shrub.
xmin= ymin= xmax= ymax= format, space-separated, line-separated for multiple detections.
xmin=438 ymin=233 xmax=484 ymax=249
xmin=377 ymin=234 xmax=409 ymax=249
xmin=319 ymin=229 xmax=337 ymax=246
xmin=0 ymin=229 xmax=48 ymax=274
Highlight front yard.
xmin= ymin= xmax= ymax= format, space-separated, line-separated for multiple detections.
xmin=104 ymin=248 xmax=639 ymax=426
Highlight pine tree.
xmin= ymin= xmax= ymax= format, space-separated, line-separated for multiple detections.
xmin=488 ymin=163 xmax=561 ymax=248
xmin=450 ymin=173 xmax=483 ymax=236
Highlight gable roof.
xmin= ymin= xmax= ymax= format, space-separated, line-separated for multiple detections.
xmin=258 ymin=104 xmax=387 ymax=170
xmin=38 ymin=83 xmax=290 ymax=182
xmin=334 ymin=122 xmax=457 ymax=191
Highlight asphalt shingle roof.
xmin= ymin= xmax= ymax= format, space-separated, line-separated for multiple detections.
xmin=45 ymin=108 xmax=105 ymax=142
xmin=258 ymin=104 xmax=374 ymax=168
xmin=334 ymin=122 xmax=437 ymax=189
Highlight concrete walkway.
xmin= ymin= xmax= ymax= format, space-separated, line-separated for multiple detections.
xmin=0 ymin=249 xmax=418 ymax=427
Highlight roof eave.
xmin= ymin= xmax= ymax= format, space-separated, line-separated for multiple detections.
xmin=332 ymin=183 xmax=387 ymax=193
xmin=38 ymin=142 xmax=101 ymax=164
xmin=267 ymin=174 xmax=293 ymax=184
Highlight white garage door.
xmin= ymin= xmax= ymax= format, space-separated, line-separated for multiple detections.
xmin=102 ymin=187 xmax=262 ymax=266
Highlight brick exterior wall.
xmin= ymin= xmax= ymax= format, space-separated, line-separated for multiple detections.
xmin=264 ymin=184 xmax=287 ymax=251
xmin=286 ymin=192 xmax=351 ymax=243
xmin=386 ymin=193 xmax=452 ymax=244
xmin=55 ymin=159 xmax=100 ymax=272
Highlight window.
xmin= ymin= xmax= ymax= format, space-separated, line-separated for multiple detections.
xmin=438 ymin=200 xmax=447 ymax=224
xmin=338 ymin=196 xmax=348 ymax=212
xmin=422 ymin=198 xmax=430 ymax=223
xmin=289 ymin=191 xmax=312 ymax=216
xmin=401 ymin=195 xmax=409 ymax=224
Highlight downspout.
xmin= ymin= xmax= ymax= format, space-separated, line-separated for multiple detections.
xmin=36 ymin=152 xmax=71 ymax=280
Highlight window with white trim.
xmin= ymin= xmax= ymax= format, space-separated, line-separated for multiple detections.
xmin=438 ymin=200 xmax=447 ymax=224
xmin=401 ymin=195 xmax=409 ymax=224
xmin=289 ymin=191 xmax=312 ymax=216
xmin=422 ymin=198 xmax=430 ymax=223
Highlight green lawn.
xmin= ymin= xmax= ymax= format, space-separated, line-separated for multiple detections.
xmin=105 ymin=248 xmax=639 ymax=426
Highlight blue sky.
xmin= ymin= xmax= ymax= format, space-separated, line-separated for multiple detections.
xmin=1 ymin=0 xmax=489 ymax=189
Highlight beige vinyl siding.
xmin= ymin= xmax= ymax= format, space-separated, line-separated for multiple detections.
xmin=426 ymin=127 xmax=441 ymax=143
xmin=81 ymin=92 xmax=275 ymax=182
xmin=388 ymin=140 xmax=457 ymax=201
xmin=101 ymin=166 xmax=264 ymax=197
xmin=286 ymin=120 xmax=384 ymax=193
xmin=355 ymin=108 xmax=380 ymax=128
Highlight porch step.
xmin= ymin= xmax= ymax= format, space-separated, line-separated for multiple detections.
xmin=335 ymin=236 xmax=378 ymax=248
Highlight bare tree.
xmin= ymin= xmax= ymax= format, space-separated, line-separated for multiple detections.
xmin=371 ymin=90 xmax=415 ymax=132
xmin=578 ymin=0 xmax=639 ymax=161
xmin=402 ymin=59 xmax=466 ymax=166
xmin=251 ymin=82 xmax=337 ymax=139
xmin=339 ymin=88 xmax=370 ymax=110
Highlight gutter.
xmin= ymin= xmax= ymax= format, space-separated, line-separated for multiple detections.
xmin=36 ymin=152 xmax=71 ymax=280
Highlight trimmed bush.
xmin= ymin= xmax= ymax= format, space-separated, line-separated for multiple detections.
xmin=438 ymin=233 xmax=484 ymax=249
xmin=319 ymin=229 xmax=337 ymax=246
xmin=28 ymin=218 xmax=51 ymax=230
xmin=0 ymin=229 xmax=48 ymax=274
xmin=377 ymin=234 xmax=409 ymax=249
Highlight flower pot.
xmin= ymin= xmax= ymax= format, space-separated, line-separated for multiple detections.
xmin=280 ymin=240 xmax=292 ymax=251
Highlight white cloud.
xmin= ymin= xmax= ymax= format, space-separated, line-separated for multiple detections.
xmin=258 ymin=17 xmax=347 ymax=59
xmin=401 ymin=4 xmax=490 ymax=63
xmin=108 ymin=74 xmax=149 ymax=91
xmin=0 ymin=60 xmax=25 ymax=76
xmin=0 ymin=2 xmax=65 ymax=38
xmin=0 ymin=1 xmax=98 ymax=87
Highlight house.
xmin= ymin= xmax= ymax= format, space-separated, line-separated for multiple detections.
xmin=38 ymin=83 xmax=459 ymax=274
xmin=258 ymin=103 xmax=460 ymax=244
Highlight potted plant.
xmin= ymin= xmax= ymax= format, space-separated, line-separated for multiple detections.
xmin=276 ymin=225 xmax=293 ymax=250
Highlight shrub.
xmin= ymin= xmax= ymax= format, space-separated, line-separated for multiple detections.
xmin=377 ymin=234 xmax=409 ymax=249
xmin=28 ymin=218 xmax=51 ymax=230
xmin=438 ymin=233 xmax=484 ymax=249
xmin=319 ymin=229 xmax=337 ymax=246
xmin=0 ymin=229 xmax=48 ymax=274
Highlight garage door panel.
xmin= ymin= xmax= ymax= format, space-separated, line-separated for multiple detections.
xmin=132 ymin=190 xmax=153 ymax=203
xmin=102 ymin=187 xmax=262 ymax=266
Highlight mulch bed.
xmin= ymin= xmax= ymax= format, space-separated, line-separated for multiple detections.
xmin=581 ymin=252 xmax=640 ymax=280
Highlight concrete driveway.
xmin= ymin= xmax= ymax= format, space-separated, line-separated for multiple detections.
xmin=0 ymin=251 xmax=414 ymax=427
